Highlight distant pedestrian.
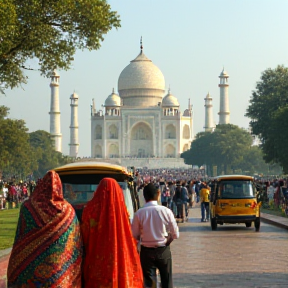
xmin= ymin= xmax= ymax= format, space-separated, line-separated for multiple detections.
xmin=181 ymin=182 xmax=189 ymax=218
xmin=200 ymin=183 xmax=210 ymax=222
xmin=132 ymin=183 xmax=179 ymax=288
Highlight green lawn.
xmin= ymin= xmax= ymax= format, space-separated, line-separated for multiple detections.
xmin=0 ymin=208 xmax=20 ymax=250
xmin=261 ymin=207 xmax=287 ymax=217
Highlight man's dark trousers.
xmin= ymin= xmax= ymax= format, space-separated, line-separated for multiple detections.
xmin=140 ymin=245 xmax=173 ymax=288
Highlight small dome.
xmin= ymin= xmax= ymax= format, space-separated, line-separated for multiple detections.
xmin=162 ymin=90 xmax=179 ymax=107
xmin=70 ymin=92 xmax=79 ymax=99
xmin=183 ymin=109 xmax=190 ymax=116
xmin=105 ymin=89 xmax=121 ymax=107
xmin=220 ymin=68 xmax=229 ymax=77
xmin=205 ymin=92 xmax=212 ymax=99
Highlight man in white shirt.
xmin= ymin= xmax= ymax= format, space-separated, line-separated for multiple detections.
xmin=132 ymin=183 xmax=179 ymax=288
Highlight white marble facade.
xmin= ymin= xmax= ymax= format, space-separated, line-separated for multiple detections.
xmin=91 ymin=47 xmax=193 ymax=160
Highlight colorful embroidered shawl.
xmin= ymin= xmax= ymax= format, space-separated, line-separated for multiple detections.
xmin=7 ymin=170 xmax=83 ymax=288
xmin=81 ymin=178 xmax=143 ymax=288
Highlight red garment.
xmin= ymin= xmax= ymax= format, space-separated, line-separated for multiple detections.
xmin=81 ymin=178 xmax=143 ymax=288
xmin=7 ymin=170 xmax=83 ymax=287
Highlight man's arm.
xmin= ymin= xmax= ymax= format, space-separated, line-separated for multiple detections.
xmin=131 ymin=214 xmax=141 ymax=241
xmin=167 ymin=210 xmax=179 ymax=241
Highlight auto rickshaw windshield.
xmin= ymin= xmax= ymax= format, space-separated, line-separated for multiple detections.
xmin=218 ymin=180 xmax=256 ymax=199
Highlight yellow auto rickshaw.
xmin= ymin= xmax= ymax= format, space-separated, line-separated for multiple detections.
xmin=54 ymin=161 xmax=139 ymax=221
xmin=210 ymin=175 xmax=261 ymax=232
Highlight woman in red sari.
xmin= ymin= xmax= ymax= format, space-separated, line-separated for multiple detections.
xmin=7 ymin=170 xmax=82 ymax=288
xmin=81 ymin=177 xmax=143 ymax=288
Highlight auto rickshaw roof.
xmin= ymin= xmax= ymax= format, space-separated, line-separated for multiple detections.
xmin=54 ymin=161 xmax=129 ymax=176
xmin=215 ymin=175 xmax=254 ymax=182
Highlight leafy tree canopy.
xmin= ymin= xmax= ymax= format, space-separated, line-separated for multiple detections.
xmin=0 ymin=0 xmax=121 ymax=91
xmin=245 ymin=65 xmax=288 ymax=173
xmin=0 ymin=114 xmax=37 ymax=178
xmin=181 ymin=124 xmax=265 ymax=175
xmin=0 ymin=105 xmax=10 ymax=119
xmin=29 ymin=130 xmax=73 ymax=178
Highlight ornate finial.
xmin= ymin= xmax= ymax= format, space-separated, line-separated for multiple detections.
xmin=112 ymin=87 xmax=114 ymax=93
xmin=140 ymin=36 xmax=143 ymax=51
xmin=168 ymin=85 xmax=171 ymax=94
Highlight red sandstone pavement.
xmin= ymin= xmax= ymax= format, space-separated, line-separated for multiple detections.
xmin=0 ymin=254 xmax=9 ymax=288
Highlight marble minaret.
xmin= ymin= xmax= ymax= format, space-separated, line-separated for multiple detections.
xmin=204 ymin=92 xmax=215 ymax=132
xmin=49 ymin=70 xmax=62 ymax=152
xmin=69 ymin=92 xmax=79 ymax=158
xmin=218 ymin=68 xmax=230 ymax=124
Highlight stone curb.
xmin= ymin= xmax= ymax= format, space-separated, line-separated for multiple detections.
xmin=261 ymin=213 xmax=288 ymax=230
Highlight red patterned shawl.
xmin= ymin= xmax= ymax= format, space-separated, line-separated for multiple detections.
xmin=7 ymin=170 xmax=82 ymax=288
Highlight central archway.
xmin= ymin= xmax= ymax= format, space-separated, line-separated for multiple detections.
xmin=130 ymin=122 xmax=153 ymax=157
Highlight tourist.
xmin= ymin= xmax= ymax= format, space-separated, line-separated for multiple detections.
xmin=132 ymin=183 xmax=179 ymax=288
xmin=181 ymin=182 xmax=189 ymax=218
xmin=200 ymin=183 xmax=210 ymax=222
xmin=7 ymin=170 xmax=83 ymax=287
xmin=81 ymin=178 xmax=143 ymax=288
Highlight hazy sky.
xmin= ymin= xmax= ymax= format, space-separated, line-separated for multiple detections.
xmin=1 ymin=0 xmax=288 ymax=157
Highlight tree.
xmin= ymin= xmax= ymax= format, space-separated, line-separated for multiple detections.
xmin=245 ymin=65 xmax=288 ymax=173
xmin=0 ymin=111 xmax=38 ymax=179
xmin=0 ymin=0 xmax=120 ymax=91
xmin=181 ymin=124 xmax=254 ymax=175
xmin=29 ymin=130 xmax=73 ymax=178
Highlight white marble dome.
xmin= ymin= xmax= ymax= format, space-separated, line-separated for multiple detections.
xmin=118 ymin=51 xmax=165 ymax=91
xmin=117 ymin=50 xmax=165 ymax=107
xmin=162 ymin=90 xmax=179 ymax=107
xmin=105 ymin=90 xmax=121 ymax=107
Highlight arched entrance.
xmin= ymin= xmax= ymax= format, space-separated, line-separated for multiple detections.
xmin=109 ymin=124 xmax=118 ymax=139
xmin=130 ymin=122 xmax=153 ymax=157
xmin=94 ymin=145 xmax=102 ymax=158
xmin=183 ymin=124 xmax=190 ymax=139
xmin=183 ymin=143 xmax=189 ymax=152
xmin=165 ymin=144 xmax=176 ymax=158
xmin=108 ymin=144 xmax=119 ymax=158
xmin=165 ymin=124 xmax=176 ymax=139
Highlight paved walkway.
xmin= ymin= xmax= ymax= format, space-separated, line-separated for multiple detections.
xmin=0 ymin=208 xmax=287 ymax=288
xmin=170 ymin=206 xmax=288 ymax=287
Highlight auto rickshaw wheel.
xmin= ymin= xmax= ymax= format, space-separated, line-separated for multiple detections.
xmin=211 ymin=217 xmax=217 ymax=230
xmin=254 ymin=217 xmax=260 ymax=232
xmin=245 ymin=222 xmax=252 ymax=228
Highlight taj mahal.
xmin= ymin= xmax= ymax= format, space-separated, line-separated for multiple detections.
xmin=49 ymin=40 xmax=230 ymax=168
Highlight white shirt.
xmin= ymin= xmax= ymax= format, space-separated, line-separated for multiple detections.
xmin=131 ymin=201 xmax=179 ymax=247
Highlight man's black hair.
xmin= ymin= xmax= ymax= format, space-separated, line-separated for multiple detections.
xmin=143 ymin=183 xmax=159 ymax=201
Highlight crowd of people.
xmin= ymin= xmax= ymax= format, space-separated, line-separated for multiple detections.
xmin=2 ymin=167 xmax=288 ymax=287
xmin=6 ymin=171 xmax=179 ymax=288
xmin=134 ymin=167 xmax=212 ymax=223
xmin=0 ymin=180 xmax=36 ymax=209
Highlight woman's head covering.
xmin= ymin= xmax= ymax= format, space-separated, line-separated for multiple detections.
xmin=8 ymin=170 xmax=82 ymax=287
xmin=81 ymin=177 xmax=143 ymax=288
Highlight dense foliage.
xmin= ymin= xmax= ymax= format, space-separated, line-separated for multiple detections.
xmin=0 ymin=106 xmax=73 ymax=180
xmin=181 ymin=124 xmax=281 ymax=176
xmin=0 ymin=0 xmax=120 ymax=92
xmin=245 ymin=65 xmax=288 ymax=173
xmin=29 ymin=130 xmax=72 ymax=178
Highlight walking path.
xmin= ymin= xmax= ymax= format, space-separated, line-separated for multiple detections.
xmin=0 ymin=209 xmax=287 ymax=288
